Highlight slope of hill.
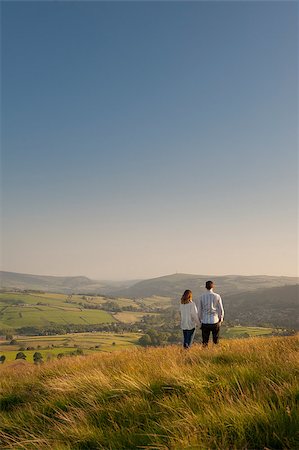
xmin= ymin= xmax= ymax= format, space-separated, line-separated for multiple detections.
xmin=112 ymin=272 xmax=299 ymax=298
xmin=0 ymin=335 xmax=298 ymax=449
xmin=224 ymin=284 xmax=299 ymax=329
xmin=0 ymin=271 xmax=137 ymax=294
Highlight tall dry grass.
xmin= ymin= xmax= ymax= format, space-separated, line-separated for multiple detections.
xmin=0 ymin=335 xmax=298 ymax=449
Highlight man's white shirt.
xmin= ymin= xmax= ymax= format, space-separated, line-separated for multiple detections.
xmin=195 ymin=289 xmax=224 ymax=324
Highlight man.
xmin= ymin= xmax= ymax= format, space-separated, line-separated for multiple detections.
xmin=195 ymin=280 xmax=224 ymax=346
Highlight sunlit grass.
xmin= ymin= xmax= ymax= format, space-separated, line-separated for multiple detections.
xmin=0 ymin=335 xmax=298 ymax=449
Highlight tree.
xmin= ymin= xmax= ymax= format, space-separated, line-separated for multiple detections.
xmin=138 ymin=334 xmax=151 ymax=347
xmin=15 ymin=352 xmax=26 ymax=360
xmin=147 ymin=329 xmax=160 ymax=346
xmin=0 ymin=355 xmax=6 ymax=364
xmin=33 ymin=352 xmax=43 ymax=364
xmin=101 ymin=300 xmax=121 ymax=312
xmin=167 ymin=332 xmax=180 ymax=344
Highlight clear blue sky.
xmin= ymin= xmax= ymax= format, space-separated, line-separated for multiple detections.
xmin=1 ymin=1 xmax=298 ymax=279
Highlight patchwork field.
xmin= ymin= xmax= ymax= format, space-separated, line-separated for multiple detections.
xmin=0 ymin=326 xmax=278 ymax=365
xmin=0 ymin=292 xmax=127 ymax=329
xmin=0 ymin=332 xmax=142 ymax=362
xmin=0 ymin=291 xmax=174 ymax=332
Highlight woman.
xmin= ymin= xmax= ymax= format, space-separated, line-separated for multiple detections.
xmin=180 ymin=289 xmax=200 ymax=349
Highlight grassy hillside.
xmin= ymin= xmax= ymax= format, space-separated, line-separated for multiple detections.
xmin=0 ymin=335 xmax=298 ymax=449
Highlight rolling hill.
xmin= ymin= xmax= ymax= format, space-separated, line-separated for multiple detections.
xmin=2 ymin=271 xmax=298 ymax=298
xmin=0 ymin=271 xmax=138 ymax=294
xmin=111 ymin=272 xmax=299 ymax=298
xmin=224 ymin=284 xmax=299 ymax=329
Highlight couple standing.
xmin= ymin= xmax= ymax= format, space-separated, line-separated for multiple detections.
xmin=180 ymin=280 xmax=224 ymax=348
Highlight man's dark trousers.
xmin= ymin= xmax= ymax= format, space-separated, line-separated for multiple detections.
xmin=201 ymin=322 xmax=220 ymax=346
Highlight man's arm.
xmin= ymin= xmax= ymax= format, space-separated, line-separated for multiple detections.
xmin=197 ymin=296 xmax=202 ymax=322
xmin=217 ymin=296 xmax=224 ymax=323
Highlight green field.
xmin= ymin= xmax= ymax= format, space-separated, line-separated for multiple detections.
xmin=222 ymin=325 xmax=274 ymax=338
xmin=0 ymin=291 xmax=171 ymax=331
xmin=0 ymin=335 xmax=298 ymax=449
xmin=0 ymin=305 xmax=115 ymax=328
xmin=141 ymin=295 xmax=173 ymax=308
xmin=0 ymin=292 xmax=118 ymax=329
xmin=0 ymin=332 xmax=142 ymax=362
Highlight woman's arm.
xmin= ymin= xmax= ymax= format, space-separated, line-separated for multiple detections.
xmin=191 ymin=302 xmax=200 ymax=325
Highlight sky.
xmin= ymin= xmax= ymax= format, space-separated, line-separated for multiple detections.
xmin=1 ymin=1 xmax=298 ymax=280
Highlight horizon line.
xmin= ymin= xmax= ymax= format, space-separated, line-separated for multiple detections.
xmin=1 ymin=269 xmax=298 ymax=282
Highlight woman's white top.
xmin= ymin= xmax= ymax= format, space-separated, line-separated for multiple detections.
xmin=180 ymin=301 xmax=200 ymax=330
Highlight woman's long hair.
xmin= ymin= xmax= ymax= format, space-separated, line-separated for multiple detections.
xmin=181 ymin=289 xmax=192 ymax=304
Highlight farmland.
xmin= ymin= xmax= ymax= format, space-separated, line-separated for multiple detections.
xmin=0 ymin=292 xmax=143 ymax=330
xmin=0 ymin=290 xmax=172 ymax=337
xmin=221 ymin=325 xmax=274 ymax=339
xmin=0 ymin=292 xmax=116 ymax=329
xmin=0 ymin=289 xmax=291 ymax=365
xmin=0 ymin=326 xmax=278 ymax=365
xmin=0 ymin=331 xmax=141 ymax=362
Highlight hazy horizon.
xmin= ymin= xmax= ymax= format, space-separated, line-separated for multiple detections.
xmin=1 ymin=269 xmax=298 ymax=284
xmin=1 ymin=2 xmax=298 ymax=279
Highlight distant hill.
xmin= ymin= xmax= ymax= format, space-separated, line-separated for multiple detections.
xmin=111 ymin=273 xmax=299 ymax=298
xmin=1 ymin=271 xmax=298 ymax=299
xmin=224 ymin=284 xmax=299 ymax=329
xmin=0 ymin=271 xmax=137 ymax=294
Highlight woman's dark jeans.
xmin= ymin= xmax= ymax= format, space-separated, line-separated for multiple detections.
xmin=182 ymin=328 xmax=196 ymax=348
